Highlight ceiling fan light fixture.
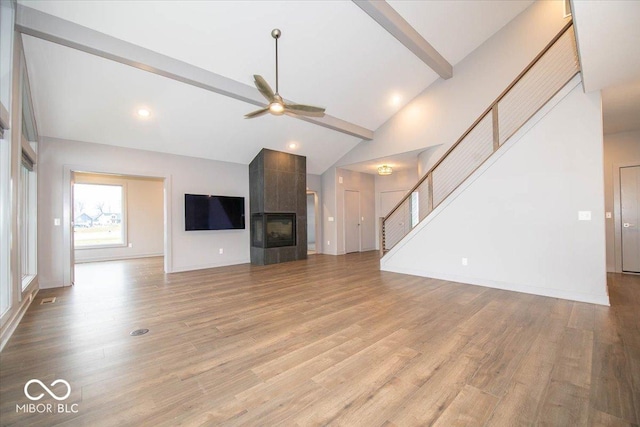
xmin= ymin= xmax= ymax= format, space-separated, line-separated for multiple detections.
xmin=378 ymin=165 xmax=393 ymax=176
xmin=269 ymin=101 xmax=284 ymax=114
xmin=245 ymin=29 xmax=325 ymax=120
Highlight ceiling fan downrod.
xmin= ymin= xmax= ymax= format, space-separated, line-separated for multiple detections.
xmin=272 ymin=28 xmax=281 ymax=94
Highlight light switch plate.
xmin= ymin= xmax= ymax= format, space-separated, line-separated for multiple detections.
xmin=578 ymin=211 xmax=591 ymax=221
xmin=328 ymin=217 xmax=334 ymax=222
xmin=54 ymin=218 xmax=61 ymax=226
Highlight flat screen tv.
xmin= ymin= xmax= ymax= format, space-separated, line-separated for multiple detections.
xmin=185 ymin=194 xmax=245 ymax=231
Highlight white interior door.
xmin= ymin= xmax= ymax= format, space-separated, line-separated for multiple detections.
xmin=621 ymin=165 xmax=640 ymax=273
xmin=345 ymin=190 xmax=360 ymax=253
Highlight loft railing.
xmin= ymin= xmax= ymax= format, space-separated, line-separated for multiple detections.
xmin=381 ymin=21 xmax=579 ymax=255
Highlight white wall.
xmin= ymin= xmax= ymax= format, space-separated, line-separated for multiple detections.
xmin=417 ymin=146 xmax=442 ymax=177
xmin=321 ymin=168 xmax=337 ymax=254
xmin=73 ymin=172 xmax=164 ymax=263
xmin=38 ymin=137 xmax=250 ymax=288
xmin=336 ymin=0 xmax=569 ymax=168
xmin=374 ymin=168 xmax=419 ymax=250
xmin=603 ymin=130 xmax=640 ymax=272
xmin=382 ymin=83 xmax=609 ymax=305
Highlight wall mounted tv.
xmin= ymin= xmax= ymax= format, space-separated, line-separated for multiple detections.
xmin=185 ymin=194 xmax=245 ymax=231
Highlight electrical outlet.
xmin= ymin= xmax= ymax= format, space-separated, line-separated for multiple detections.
xmin=327 ymin=241 xmax=330 ymax=246
xmin=339 ymin=176 xmax=343 ymax=184
xmin=462 ymin=257 xmax=468 ymax=266
xmin=128 ymin=243 xmax=133 ymax=248
xmin=219 ymin=248 xmax=223 ymax=254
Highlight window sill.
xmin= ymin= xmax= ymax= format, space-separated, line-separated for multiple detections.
xmin=75 ymin=243 xmax=127 ymax=250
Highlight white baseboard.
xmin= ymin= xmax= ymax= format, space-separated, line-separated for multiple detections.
xmin=38 ymin=281 xmax=66 ymax=289
xmin=75 ymin=252 xmax=164 ymax=264
xmin=0 ymin=288 xmax=39 ymax=353
xmin=170 ymin=258 xmax=250 ymax=273
xmin=381 ymin=264 xmax=610 ymax=306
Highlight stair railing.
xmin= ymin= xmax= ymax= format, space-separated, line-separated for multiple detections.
xmin=381 ymin=21 xmax=579 ymax=255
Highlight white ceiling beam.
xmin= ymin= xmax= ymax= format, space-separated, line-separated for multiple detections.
xmin=353 ymin=0 xmax=453 ymax=80
xmin=15 ymin=4 xmax=374 ymax=141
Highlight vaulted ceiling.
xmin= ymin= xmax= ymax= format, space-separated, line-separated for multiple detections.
xmin=19 ymin=0 xmax=533 ymax=174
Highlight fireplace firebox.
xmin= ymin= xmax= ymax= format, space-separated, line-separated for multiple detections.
xmin=251 ymin=213 xmax=296 ymax=248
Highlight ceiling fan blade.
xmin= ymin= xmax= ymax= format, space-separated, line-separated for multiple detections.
xmin=253 ymin=75 xmax=275 ymax=102
xmin=284 ymin=103 xmax=326 ymax=117
xmin=244 ymin=107 xmax=269 ymax=119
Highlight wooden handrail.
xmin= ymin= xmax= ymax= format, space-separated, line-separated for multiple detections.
xmin=383 ymin=20 xmax=574 ymax=223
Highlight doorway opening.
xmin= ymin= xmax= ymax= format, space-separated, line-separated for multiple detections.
xmin=64 ymin=168 xmax=171 ymax=287
xmin=307 ymin=191 xmax=318 ymax=254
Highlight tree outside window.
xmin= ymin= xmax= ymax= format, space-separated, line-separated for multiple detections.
xmin=73 ymin=184 xmax=125 ymax=247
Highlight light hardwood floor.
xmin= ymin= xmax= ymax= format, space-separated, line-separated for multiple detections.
xmin=0 ymin=253 xmax=638 ymax=426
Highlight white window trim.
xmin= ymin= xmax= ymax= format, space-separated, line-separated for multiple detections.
xmin=20 ymin=145 xmax=37 ymax=290
xmin=0 ymin=137 xmax=11 ymax=318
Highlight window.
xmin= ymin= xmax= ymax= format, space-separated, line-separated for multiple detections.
xmin=20 ymin=152 xmax=37 ymax=290
xmin=0 ymin=0 xmax=13 ymax=133
xmin=73 ymin=184 xmax=125 ymax=248
xmin=410 ymin=191 xmax=419 ymax=228
xmin=0 ymin=0 xmax=12 ymax=314
xmin=0 ymin=137 xmax=10 ymax=316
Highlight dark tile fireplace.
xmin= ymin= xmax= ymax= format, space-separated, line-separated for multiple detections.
xmin=251 ymin=213 xmax=296 ymax=248
xmin=249 ymin=149 xmax=306 ymax=265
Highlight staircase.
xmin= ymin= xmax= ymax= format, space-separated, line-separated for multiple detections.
xmin=381 ymin=21 xmax=580 ymax=255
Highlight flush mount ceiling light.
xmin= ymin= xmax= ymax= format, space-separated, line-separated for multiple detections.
xmin=391 ymin=94 xmax=402 ymax=106
xmin=137 ymin=108 xmax=150 ymax=118
xmin=245 ymin=29 xmax=326 ymax=119
xmin=288 ymin=142 xmax=297 ymax=149
xmin=378 ymin=165 xmax=393 ymax=176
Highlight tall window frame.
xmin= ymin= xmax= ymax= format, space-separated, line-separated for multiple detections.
xmin=0 ymin=0 xmax=14 ymax=318
xmin=17 ymin=36 xmax=39 ymax=294
xmin=19 ymin=148 xmax=37 ymax=290
xmin=0 ymin=135 xmax=10 ymax=317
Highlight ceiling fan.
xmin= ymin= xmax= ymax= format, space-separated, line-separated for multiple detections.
xmin=245 ymin=29 xmax=326 ymax=119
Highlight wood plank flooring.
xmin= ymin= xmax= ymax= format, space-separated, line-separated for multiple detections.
xmin=0 ymin=252 xmax=638 ymax=426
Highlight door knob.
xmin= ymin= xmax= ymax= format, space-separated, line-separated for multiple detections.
xmin=623 ymin=223 xmax=635 ymax=228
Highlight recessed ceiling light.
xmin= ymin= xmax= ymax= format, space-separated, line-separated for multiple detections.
xmin=391 ymin=94 xmax=402 ymax=106
xmin=288 ymin=143 xmax=297 ymax=149
xmin=137 ymin=108 xmax=151 ymax=118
